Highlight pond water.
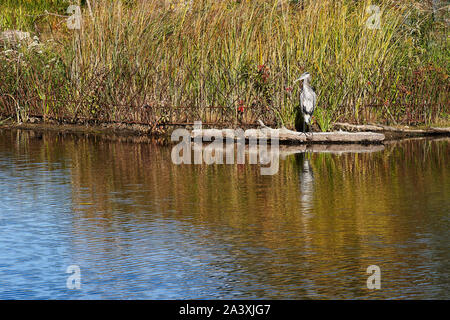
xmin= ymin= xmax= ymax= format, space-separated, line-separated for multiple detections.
xmin=0 ymin=128 xmax=448 ymax=299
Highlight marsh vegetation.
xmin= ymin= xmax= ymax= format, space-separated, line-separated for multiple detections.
xmin=0 ymin=0 xmax=448 ymax=132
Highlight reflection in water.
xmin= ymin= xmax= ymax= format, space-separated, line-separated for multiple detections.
xmin=0 ymin=129 xmax=448 ymax=299
xmin=298 ymin=155 xmax=314 ymax=215
xmin=295 ymin=154 xmax=317 ymax=297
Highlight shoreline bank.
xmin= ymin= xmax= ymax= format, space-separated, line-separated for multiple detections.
xmin=1 ymin=119 xmax=449 ymax=145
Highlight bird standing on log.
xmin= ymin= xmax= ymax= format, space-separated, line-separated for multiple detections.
xmin=294 ymin=72 xmax=316 ymax=133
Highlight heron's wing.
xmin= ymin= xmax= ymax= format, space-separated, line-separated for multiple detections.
xmin=301 ymin=92 xmax=315 ymax=115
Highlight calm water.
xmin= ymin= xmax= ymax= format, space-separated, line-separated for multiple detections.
xmin=0 ymin=129 xmax=448 ymax=299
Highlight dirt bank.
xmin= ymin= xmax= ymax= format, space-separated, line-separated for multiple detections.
xmin=0 ymin=118 xmax=449 ymax=144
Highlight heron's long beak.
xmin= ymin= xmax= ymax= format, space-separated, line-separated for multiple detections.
xmin=293 ymin=72 xmax=308 ymax=84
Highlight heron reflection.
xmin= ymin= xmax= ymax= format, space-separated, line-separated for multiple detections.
xmin=296 ymin=153 xmax=315 ymax=216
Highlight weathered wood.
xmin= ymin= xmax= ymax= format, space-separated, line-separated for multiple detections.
xmin=334 ymin=122 xmax=450 ymax=134
xmin=430 ymin=127 xmax=450 ymax=133
xmin=191 ymin=120 xmax=385 ymax=144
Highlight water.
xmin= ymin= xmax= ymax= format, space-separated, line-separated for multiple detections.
xmin=0 ymin=129 xmax=448 ymax=299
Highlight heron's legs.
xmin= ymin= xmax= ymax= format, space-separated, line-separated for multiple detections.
xmin=305 ymin=123 xmax=313 ymax=137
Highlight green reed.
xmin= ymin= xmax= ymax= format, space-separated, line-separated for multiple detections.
xmin=0 ymin=0 xmax=448 ymax=130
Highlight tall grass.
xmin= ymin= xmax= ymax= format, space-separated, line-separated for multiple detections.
xmin=0 ymin=0 xmax=448 ymax=131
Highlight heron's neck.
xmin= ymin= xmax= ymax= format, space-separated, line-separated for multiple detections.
xmin=303 ymin=78 xmax=311 ymax=90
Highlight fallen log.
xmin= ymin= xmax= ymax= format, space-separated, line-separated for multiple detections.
xmin=334 ymin=122 xmax=450 ymax=135
xmin=430 ymin=127 xmax=450 ymax=133
xmin=191 ymin=120 xmax=385 ymax=144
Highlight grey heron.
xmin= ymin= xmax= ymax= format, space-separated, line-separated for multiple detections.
xmin=294 ymin=72 xmax=316 ymax=133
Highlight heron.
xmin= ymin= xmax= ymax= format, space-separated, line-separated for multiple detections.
xmin=293 ymin=72 xmax=316 ymax=133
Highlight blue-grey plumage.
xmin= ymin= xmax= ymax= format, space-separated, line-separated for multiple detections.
xmin=294 ymin=72 xmax=316 ymax=131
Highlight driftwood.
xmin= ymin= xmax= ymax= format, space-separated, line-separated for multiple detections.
xmin=334 ymin=122 xmax=450 ymax=135
xmin=429 ymin=127 xmax=450 ymax=133
xmin=191 ymin=120 xmax=385 ymax=144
